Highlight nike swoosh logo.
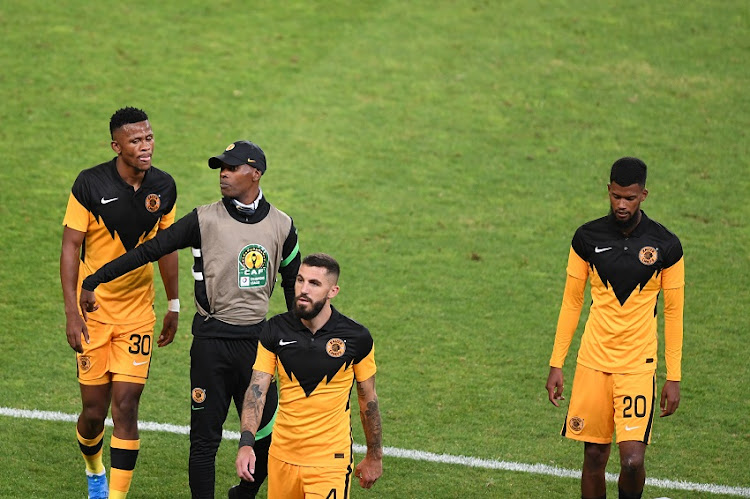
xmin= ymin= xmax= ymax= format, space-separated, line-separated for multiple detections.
xmin=101 ymin=197 xmax=119 ymax=204
xmin=132 ymin=360 xmax=149 ymax=366
xmin=191 ymin=406 xmax=204 ymax=411
xmin=594 ymin=246 xmax=612 ymax=253
xmin=279 ymin=340 xmax=297 ymax=346
xmin=625 ymin=425 xmax=641 ymax=431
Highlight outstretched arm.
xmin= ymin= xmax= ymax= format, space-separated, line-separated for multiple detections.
xmin=354 ymin=375 xmax=383 ymax=489
xmin=236 ymin=370 xmax=273 ymax=482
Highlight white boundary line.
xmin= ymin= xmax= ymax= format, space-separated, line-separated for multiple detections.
xmin=2 ymin=406 xmax=748 ymax=497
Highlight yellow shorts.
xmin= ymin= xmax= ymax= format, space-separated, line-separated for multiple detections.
xmin=76 ymin=318 xmax=155 ymax=385
xmin=562 ymin=364 xmax=656 ymax=445
xmin=267 ymin=453 xmax=352 ymax=499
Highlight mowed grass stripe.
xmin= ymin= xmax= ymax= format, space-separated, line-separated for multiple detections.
xmin=2 ymin=406 xmax=747 ymax=498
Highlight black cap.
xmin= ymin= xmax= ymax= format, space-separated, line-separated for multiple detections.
xmin=208 ymin=140 xmax=267 ymax=173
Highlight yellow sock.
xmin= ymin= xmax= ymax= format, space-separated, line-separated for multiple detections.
xmin=109 ymin=435 xmax=140 ymax=497
xmin=77 ymin=428 xmax=105 ymax=475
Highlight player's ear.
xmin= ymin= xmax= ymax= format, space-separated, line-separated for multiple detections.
xmin=641 ymin=188 xmax=648 ymax=201
xmin=111 ymin=140 xmax=121 ymax=154
xmin=328 ymin=285 xmax=340 ymax=300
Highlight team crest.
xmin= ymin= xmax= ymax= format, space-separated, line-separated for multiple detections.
xmin=568 ymin=416 xmax=584 ymax=433
xmin=145 ymin=193 xmax=161 ymax=213
xmin=326 ymin=338 xmax=346 ymax=358
xmin=238 ymin=244 xmax=269 ymax=288
xmin=638 ymin=246 xmax=658 ymax=266
xmin=78 ymin=355 xmax=92 ymax=373
xmin=192 ymin=387 xmax=206 ymax=403
xmin=225 ymin=143 xmax=235 ymax=151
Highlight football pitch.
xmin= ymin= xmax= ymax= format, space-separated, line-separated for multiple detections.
xmin=1 ymin=1 xmax=748 ymax=498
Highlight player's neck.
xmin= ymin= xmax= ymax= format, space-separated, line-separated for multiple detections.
xmin=116 ymin=159 xmax=147 ymax=190
xmin=302 ymin=303 xmax=333 ymax=335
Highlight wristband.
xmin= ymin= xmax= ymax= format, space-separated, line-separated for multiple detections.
xmin=239 ymin=431 xmax=255 ymax=448
xmin=167 ymin=299 xmax=180 ymax=313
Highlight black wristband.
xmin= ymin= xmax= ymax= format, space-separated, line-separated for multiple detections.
xmin=239 ymin=431 xmax=255 ymax=449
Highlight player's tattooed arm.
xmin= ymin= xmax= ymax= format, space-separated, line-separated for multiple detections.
xmin=357 ymin=376 xmax=383 ymax=459
xmin=240 ymin=370 xmax=272 ymax=434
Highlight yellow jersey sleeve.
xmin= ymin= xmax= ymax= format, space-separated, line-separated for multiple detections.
xmin=62 ymin=192 xmax=90 ymax=232
xmin=253 ymin=341 xmax=277 ymax=375
xmin=354 ymin=344 xmax=377 ymax=382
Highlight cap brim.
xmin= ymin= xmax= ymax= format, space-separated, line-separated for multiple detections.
xmin=208 ymin=153 xmax=246 ymax=169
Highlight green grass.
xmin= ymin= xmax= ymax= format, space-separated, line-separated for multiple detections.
xmin=0 ymin=0 xmax=748 ymax=497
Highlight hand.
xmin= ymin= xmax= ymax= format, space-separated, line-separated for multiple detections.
xmin=546 ymin=367 xmax=565 ymax=407
xmin=65 ymin=312 xmax=89 ymax=353
xmin=236 ymin=446 xmax=257 ymax=482
xmin=660 ymin=380 xmax=680 ymax=417
xmin=157 ymin=311 xmax=179 ymax=347
xmin=354 ymin=455 xmax=382 ymax=489
xmin=79 ymin=289 xmax=99 ymax=321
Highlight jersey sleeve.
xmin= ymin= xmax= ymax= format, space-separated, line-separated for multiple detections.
xmin=62 ymin=191 xmax=90 ymax=232
xmin=253 ymin=341 xmax=277 ymax=375
xmin=567 ymin=239 xmax=590 ymax=280
xmin=159 ymin=202 xmax=177 ymax=230
xmin=661 ymin=255 xmax=685 ymax=290
xmin=549 ymin=271 xmax=587 ymax=368
xmin=354 ymin=343 xmax=377 ymax=382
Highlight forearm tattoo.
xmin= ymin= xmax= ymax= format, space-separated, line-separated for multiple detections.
xmin=241 ymin=371 xmax=270 ymax=433
xmin=358 ymin=381 xmax=383 ymax=458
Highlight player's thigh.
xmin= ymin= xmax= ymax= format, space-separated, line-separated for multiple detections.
xmin=109 ymin=320 xmax=155 ymax=384
xmin=564 ymin=364 xmax=614 ymax=444
xmin=301 ymin=464 xmax=352 ymax=499
xmin=613 ymin=371 xmax=656 ymax=444
xmin=77 ymin=320 xmax=114 ymax=385
xmin=267 ymin=454 xmax=304 ymax=499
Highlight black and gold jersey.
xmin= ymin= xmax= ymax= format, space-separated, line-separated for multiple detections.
xmin=254 ymin=307 xmax=377 ymax=467
xmin=63 ymin=158 xmax=176 ymax=324
xmin=550 ymin=211 xmax=684 ymax=375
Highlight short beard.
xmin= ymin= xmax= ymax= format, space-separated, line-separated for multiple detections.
xmin=293 ymin=297 xmax=326 ymax=320
xmin=609 ymin=207 xmax=639 ymax=232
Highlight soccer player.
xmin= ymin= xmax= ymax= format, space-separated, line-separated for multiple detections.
xmin=545 ymin=157 xmax=685 ymax=499
xmin=79 ymin=140 xmax=300 ymax=499
xmin=236 ymin=253 xmax=383 ymax=499
xmin=60 ymin=107 xmax=180 ymax=499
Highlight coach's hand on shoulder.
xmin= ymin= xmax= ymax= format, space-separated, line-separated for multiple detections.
xmin=546 ymin=367 xmax=565 ymax=407
xmin=158 ymin=311 xmax=179 ymax=347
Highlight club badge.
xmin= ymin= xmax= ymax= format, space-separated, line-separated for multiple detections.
xmin=145 ymin=193 xmax=161 ymax=213
xmin=238 ymin=244 xmax=269 ymax=288
xmin=78 ymin=355 xmax=92 ymax=373
xmin=638 ymin=246 xmax=658 ymax=266
xmin=326 ymin=338 xmax=346 ymax=358
xmin=568 ymin=416 xmax=584 ymax=433
xmin=192 ymin=387 xmax=206 ymax=404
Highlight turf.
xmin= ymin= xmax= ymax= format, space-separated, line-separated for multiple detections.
xmin=0 ymin=1 xmax=748 ymax=497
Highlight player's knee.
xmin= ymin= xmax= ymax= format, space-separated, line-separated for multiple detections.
xmin=583 ymin=444 xmax=610 ymax=469
xmin=619 ymin=453 xmax=645 ymax=475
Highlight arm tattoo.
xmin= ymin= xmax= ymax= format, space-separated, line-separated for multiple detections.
xmin=240 ymin=371 xmax=271 ymax=433
xmin=358 ymin=380 xmax=383 ymax=459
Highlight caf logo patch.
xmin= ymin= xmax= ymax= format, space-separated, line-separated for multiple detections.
xmin=78 ymin=355 xmax=92 ymax=373
xmin=238 ymin=244 xmax=269 ymax=288
xmin=145 ymin=193 xmax=161 ymax=213
xmin=326 ymin=338 xmax=346 ymax=358
xmin=192 ymin=387 xmax=206 ymax=404
xmin=638 ymin=246 xmax=658 ymax=266
xmin=568 ymin=416 xmax=584 ymax=433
